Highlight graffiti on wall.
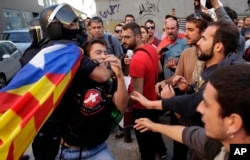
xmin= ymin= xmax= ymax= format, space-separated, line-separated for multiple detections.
xmin=99 ymin=4 xmax=120 ymax=19
xmin=139 ymin=0 xmax=160 ymax=17
xmin=246 ymin=0 xmax=250 ymax=11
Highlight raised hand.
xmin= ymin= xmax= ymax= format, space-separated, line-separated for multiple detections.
xmin=160 ymin=84 xmax=175 ymax=98
xmin=105 ymin=54 xmax=123 ymax=78
xmin=131 ymin=91 xmax=153 ymax=109
xmin=155 ymin=80 xmax=167 ymax=96
xmin=165 ymin=57 xmax=178 ymax=69
xmin=172 ymin=75 xmax=188 ymax=91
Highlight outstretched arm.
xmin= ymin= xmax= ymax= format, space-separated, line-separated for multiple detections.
xmin=134 ymin=118 xmax=185 ymax=144
xmin=135 ymin=119 xmax=222 ymax=160
xmin=131 ymin=91 xmax=163 ymax=110
xmin=162 ymin=87 xmax=204 ymax=118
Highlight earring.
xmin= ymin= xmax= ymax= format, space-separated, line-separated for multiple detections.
xmin=226 ymin=130 xmax=234 ymax=139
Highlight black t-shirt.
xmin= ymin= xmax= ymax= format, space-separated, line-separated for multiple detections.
xmin=61 ymin=74 xmax=117 ymax=147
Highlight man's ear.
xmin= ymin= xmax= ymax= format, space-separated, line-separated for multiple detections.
xmin=214 ymin=42 xmax=224 ymax=53
xmin=227 ymin=113 xmax=243 ymax=134
xmin=136 ymin=33 xmax=141 ymax=40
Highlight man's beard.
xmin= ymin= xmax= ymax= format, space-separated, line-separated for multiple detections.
xmin=123 ymin=41 xmax=137 ymax=50
xmin=197 ymin=51 xmax=214 ymax=61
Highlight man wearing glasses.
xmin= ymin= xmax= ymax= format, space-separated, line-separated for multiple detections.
xmin=113 ymin=23 xmax=128 ymax=54
xmin=122 ymin=22 xmax=167 ymax=160
xmin=114 ymin=23 xmax=123 ymax=44
xmin=145 ymin=19 xmax=161 ymax=47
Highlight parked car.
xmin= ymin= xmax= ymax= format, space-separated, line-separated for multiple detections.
xmin=0 ymin=40 xmax=22 ymax=89
xmin=0 ymin=29 xmax=31 ymax=53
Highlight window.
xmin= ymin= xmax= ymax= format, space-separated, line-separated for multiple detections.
xmin=3 ymin=9 xmax=22 ymax=30
xmin=2 ymin=42 xmax=17 ymax=54
xmin=38 ymin=0 xmax=44 ymax=6
xmin=22 ymin=12 xmax=33 ymax=28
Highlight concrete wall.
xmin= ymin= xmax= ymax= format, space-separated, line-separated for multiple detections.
xmin=91 ymin=0 xmax=250 ymax=34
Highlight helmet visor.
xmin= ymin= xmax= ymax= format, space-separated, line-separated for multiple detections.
xmin=55 ymin=4 xmax=78 ymax=25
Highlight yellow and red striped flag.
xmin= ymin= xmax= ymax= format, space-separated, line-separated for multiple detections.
xmin=0 ymin=43 xmax=83 ymax=160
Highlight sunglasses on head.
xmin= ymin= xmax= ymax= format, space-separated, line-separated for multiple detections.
xmin=146 ymin=26 xmax=155 ymax=30
xmin=193 ymin=13 xmax=203 ymax=20
xmin=115 ymin=30 xmax=122 ymax=33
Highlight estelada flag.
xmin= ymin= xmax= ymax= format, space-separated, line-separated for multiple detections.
xmin=0 ymin=43 xmax=83 ymax=160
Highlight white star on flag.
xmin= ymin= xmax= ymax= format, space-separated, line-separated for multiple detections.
xmin=29 ymin=44 xmax=67 ymax=69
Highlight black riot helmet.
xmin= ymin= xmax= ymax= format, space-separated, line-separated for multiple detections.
xmin=39 ymin=3 xmax=79 ymax=40
xmin=29 ymin=17 xmax=43 ymax=45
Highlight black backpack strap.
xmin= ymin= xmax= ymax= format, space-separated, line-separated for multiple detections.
xmin=106 ymin=77 xmax=124 ymax=131
xmin=108 ymin=35 xmax=113 ymax=46
xmin=108 ymin=35 xmax=115 ymax=53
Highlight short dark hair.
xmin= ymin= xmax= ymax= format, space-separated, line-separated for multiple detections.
xmin=223 ymin=6 xmax=237 ymax=22
xmin=88 ymin=16 xmax=103 ymax=26
xmin=186 ymin=12 xmax=213 ymax=32
xmin=165 ymin=14 xmax=178 ymax=21
xmin=208 ymin=64 xmax=250 ymax=134
xmin=122 ymin=22 xmax=141 ymax=35
xmin=165 ymin=15 xmax=179 ymax=28
xmin=140 ymin=25 xmax=148 ymax=34
xmin=145 ymin=19 xmax=155 ymax=26
xmin=115 ymin=23 xmax=123 ymax=29
xmin=83 ymin=38 xmax=108 ymax=57
xmin=125 ymin=14 xmax=135 ymax=22
xmin=209 ymin=21 xmax=239 ymax=55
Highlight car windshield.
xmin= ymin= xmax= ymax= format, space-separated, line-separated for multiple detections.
xmin=0 ymin=32 xmax=31 ymax=43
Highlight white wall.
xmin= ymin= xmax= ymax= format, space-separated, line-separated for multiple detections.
xmin=83 ymin=0 xmax=249 ymax=33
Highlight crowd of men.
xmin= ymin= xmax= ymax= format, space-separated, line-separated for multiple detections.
xmin=16 ymin=0 xmax=250 ymax=160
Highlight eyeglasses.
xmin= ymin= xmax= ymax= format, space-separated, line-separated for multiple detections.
xmin=121 ymin=35 xmax=135 ymax=40
xmin=146 ymin=26 xmax=155 ymax=30
xmin=115 ymin=30 xmax=122 ymax=33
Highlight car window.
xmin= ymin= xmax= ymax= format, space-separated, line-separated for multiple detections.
xmin=0 ymin=45 xmax=8 ymax=57
xmin=2 ymin=42 xmax=17 ymax=54
xmin=3 ymin=32 xmax=31 ymax=43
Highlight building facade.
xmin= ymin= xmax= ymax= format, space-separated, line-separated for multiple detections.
xmin=1 ymin=0 xmax=249 ymax=34
xmin=0 ymin=0 xmax=58 ymax=32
